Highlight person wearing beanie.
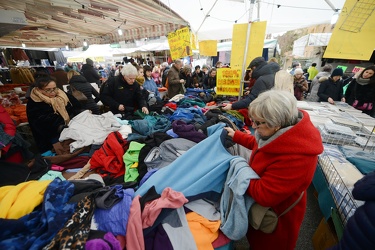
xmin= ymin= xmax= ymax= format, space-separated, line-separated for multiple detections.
xmin=81 ymin=58 xmax=101 ymax=85
xmin=293 ymin=68 xmax=308 ymax=100
xmin=317 ymin=67 xmax=345 ymax=104
xmin=223 ymin=56 xmax=279 ymax=111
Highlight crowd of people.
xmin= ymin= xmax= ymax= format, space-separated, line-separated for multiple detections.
xmin=1 ymin=53 xmax=375 ymax=250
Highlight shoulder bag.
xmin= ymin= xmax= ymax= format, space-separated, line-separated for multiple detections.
xmin=352 ymin=83 xmax=373 ymax=111
xmin=70 ymin=85 xmax=88 ymax=103
xmin=249 ymin=191 xmax=304 ymax=234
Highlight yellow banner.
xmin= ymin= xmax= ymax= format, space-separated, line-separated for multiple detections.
xmin=216 ymin=68 xmax=242 ymax=96
xmin=230 ymin=21 xmax=267 ymax=69
xmin=324 ymin=0 xmax=375 ymax=60
xmin=199 ymin=40 xmax=217 ymax=56
xmin=191 ymin=33 xmax=197 ymax=50
xmin=67 ymin=57 xmax=83 ymax=63
xmin=167 ymin=27 xmax=192 ymax=60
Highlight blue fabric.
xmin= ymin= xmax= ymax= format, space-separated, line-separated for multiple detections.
xmin=169 ymin=107 xmax=206 ymax=125
xmin=339 ymin=146 xmax=375 ymax=175
xmin=130 ymin=115 xmax=171 ymax=136
xmin=220 ymin=157 xmax=259 ymax=240
xmin=135 ymin=123 xmax=238 ymax=198
xmin=94 ymin=188 xmax=134 ymax=236
xmin=312 ymin=166 xmax=336 ymax=220
xmin=143 ymin=78 xmax=160 ymax=98
xmin=0 ymin=179 xmax=76 ymax=250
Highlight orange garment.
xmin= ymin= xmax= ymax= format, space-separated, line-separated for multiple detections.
xmin=186 ymin=212 xmax=220 ymax=250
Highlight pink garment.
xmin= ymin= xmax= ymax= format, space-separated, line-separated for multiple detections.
xmin=142 ymin=187 xmax=188 ymax=228
xmin=125 ymin=195 xmax=144 ymax=250
xmin=51 ymin=164 xmax=64 ymax=171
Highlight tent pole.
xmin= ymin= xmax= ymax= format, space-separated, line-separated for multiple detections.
xmin=238 ymin=0 xmax=255 ymax=101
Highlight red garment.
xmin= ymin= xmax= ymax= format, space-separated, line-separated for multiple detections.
xmin=232 ymin=110 xmax=323 ymax=250
xmin=0 ymin=105 xmax=23 ymax=163
xmin=0 ymin=105 xmax=16 ymax=154
xmin=90 ymin=132 xmax=129 ymax=178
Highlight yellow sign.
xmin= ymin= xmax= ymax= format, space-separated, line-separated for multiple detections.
xmin=191 ymin=33 xmax=197 ymax=50
xmin=324 ymin=0 xmax=375 ymax=60
xmin=230 ymin=21 xmax=267 ymax=69
xmin=167 ymin=27 xmax=192 ymax=60
xmin=216 ymin=68 xmax=242 ymax=96
xmin=199 ymin=40 xmax=217 ymax=56
xmin=67 ymin=57 xmax=83 ymax=63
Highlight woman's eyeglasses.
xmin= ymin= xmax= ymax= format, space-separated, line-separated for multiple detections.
xmin=42 ymin=87 xmax=58 ymax=93
xmin=251 ymin=118 xmax=266 ymax=127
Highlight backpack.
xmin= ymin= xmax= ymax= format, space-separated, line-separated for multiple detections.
xmin=90 ymin=131 xmax=129 ymax=178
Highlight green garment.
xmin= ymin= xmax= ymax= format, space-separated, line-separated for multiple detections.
xmin=123 ymin=141 xmax=145 ymax=182
xmin=308 ymin=67 xmax=319 ymax=81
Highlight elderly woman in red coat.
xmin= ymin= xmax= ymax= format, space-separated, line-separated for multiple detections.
xmin=225 ymin=89 xmax=323 ymax=250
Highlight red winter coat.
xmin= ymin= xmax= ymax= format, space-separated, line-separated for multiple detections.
xmin=233 ymin=110 xmax=323 ymax=250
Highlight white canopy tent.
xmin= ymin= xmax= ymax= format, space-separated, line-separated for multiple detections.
xmin=292 ymin=33 xmax=332 ymax=57
xmin=159 ymin=0 xmax=346 ymax=41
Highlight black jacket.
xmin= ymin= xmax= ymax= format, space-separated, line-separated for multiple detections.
xmin=81 ymin=64 xmax=101 ymax=84
xmin=232 ymin=62 xmax=279 ymax=109
xmin=68 ymin=75 xmax=100 ymax=114
xmin=100 ymin=74 xmax=147 ymax=115
xmin=26 ymin=93 xmax=82 ymax=153
xmin=345 ymin=79 xmax=375 ymax=106
xmin=318 ymin=78 xmax=344 ymax=102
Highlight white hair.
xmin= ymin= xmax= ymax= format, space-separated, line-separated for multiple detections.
xmin=121 ymin=64 xmax=137 ymax=76
xmin=249 ymin=89 xmax=299 ymax=128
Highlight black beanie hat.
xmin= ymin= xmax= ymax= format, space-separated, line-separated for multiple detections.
xmin=86 ymin=58 xmax=94 ymax=66
xmin=331 ymin=68 xmax=343 ymax=77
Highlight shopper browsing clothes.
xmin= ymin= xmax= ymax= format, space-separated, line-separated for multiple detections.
xmin=293 ymin=68 xmax=309 ymax=100
xmin=224 ymin=89 xmax=323 ymax=250
xmin=317 ymin=68 xmax=346 ymax=104
xmin=344 ymin=65 xmax=375 ymax=115
xmin=26 ymin=77 xmax=82 ymax=154
xmin=100 ymin=64 xmax=149 ymax=118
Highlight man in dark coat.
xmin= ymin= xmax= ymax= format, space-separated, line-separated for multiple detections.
xmin=81 ymin=58 xmax=101 ymax=85
xmin=100 ymin=64 xmax=149 ymax=118
xmin=317 ymin=68 xmax=345 ymax=104
xmin=223 ymin=57 xmax=280 ymax=110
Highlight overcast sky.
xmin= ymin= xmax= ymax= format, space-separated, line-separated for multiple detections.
xmin=160 ymin=0 xmax=346 ymax=40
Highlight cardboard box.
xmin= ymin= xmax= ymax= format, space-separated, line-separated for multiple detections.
xmin=312 ymin=218 xmax=338 ymax=250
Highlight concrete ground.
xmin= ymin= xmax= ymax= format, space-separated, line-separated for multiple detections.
xmin=234 ymin=184 xmax=323 ymax=250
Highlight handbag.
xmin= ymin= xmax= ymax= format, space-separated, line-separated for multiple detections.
xmin=70 ymin=85 xmax=88 ymax=103
xmin=352 ymin=100 xmax=373 ymax=111
xmin=352 ymin=83 xmax=373 ymax=111
xmin=249 ymin=191 xmax=304 ymax=234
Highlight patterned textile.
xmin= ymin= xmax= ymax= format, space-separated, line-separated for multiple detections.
xmin=43 ymin=195 xmax=95 ymax=250
xmin=0 ymin=179 xmax=76 ymax=249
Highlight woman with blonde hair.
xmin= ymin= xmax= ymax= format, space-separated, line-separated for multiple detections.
xmin=67 ymin=70 xmax=100 ymax=114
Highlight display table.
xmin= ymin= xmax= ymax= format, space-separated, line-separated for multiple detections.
xmin=298 ymin=101 xmax=375 ymax=233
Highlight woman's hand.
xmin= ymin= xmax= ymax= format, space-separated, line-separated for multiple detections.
xmin=224 ymin=127 xmax=235 ymax=138
xmin=341 ymin=97 xmax=346 ymax=103
xmin=222 ymin=103 xmax=232 ymax=111
xmin=328 ymin=97 xmax=334 ymax=104
xmin=142 ymin=107 xmax=149 ymax=114
xmin=118 ymin=104 xmax=125 ymax=111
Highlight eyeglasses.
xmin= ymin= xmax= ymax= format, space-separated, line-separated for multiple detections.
xmin=42 ymin=87 xmax=58 ymax=93
xmin=251 ymin=118 xmax=267 ymax=127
